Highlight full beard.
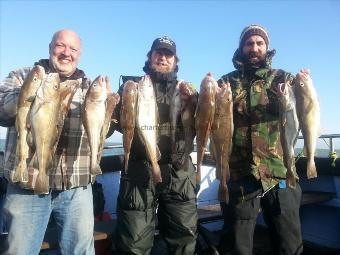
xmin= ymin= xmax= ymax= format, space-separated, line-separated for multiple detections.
xmin=242 ymin=52 xmax=267 ymax=69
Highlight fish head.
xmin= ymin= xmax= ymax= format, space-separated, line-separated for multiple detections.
xmin=23 ymin=65 xmax=46 ymax=91
xmin=59 ymin=79 xmax=80 ymax=98
xmin=277 ymin=82 xmax=289 ymax=97
xmin=138 ymin=75 xmax=154 ymax=97
xmin=88 ymin=75 xmax=108 ymax=101
xmin=123 ymin=80 xmax=138 ymax=96
xmin=295 ymin=71 xmax=314 ymax=96
xmin=31 ymin=65 xmax=46 ymax=82
xmin=200 ymin=73 xmax=218 ymax=95
xmin=278 ymin=82 xmax=295 ymax=110
xmin=178 ymin=81 xmax=195 ymax=97
xmin=223 ymin=82 xmax=233 ymax=103
xmin=216 ymin=82 xmax=233 ymax=107
xmin=40 ymin=73 xmax=61 ymax=99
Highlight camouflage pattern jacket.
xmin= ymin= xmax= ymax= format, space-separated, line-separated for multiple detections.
xmin=218 ymin=49 xmax=295 ymax=191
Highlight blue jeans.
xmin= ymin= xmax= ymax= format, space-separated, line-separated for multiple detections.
xmin=2 ymin=183 xmax=95 ymax=255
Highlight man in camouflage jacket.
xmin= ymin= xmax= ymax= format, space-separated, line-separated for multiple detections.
xmin=218 ymin=25 xmax=303 ymax=255
xmin=113 ymin=36 xmax=198 ymax=255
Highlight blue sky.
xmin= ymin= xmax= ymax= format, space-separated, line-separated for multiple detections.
xmin=1 ymin=0 xmax=340 ymax=149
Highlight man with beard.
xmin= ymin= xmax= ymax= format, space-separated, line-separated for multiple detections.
xmin=113 ymin=36 xmax=198 ymax=255
xmin=0 ymin=29 xmax=97 ymax=255
xmin=217 ymin=25 xmax=303 ymax=255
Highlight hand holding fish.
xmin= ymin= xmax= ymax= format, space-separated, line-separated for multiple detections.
xmin=178 ymin=81 xmax=195 ymax=101
xmin=299 ymin=68 xmax=310 ymax=77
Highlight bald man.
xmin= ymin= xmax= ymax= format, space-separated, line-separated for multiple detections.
xmin=0 ymin=29 xmax=96 ymax=255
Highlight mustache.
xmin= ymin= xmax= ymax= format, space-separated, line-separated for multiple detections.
xmin=248 ymin=51 xmax=261 ymax=58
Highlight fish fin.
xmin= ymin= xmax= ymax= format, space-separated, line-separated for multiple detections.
xmin=25 ymin=96 xmax=36 ymax=102
xmin=90 ymin=163 xmax=102 ymax=175
xmin=307 ymin=160 xmax=317 ymax=179
xmin=286 ymin=172 xmax=297 ymax=189
xmin=12 ymin=162 xmax=28 ymax=183
xmin=34 ymin=172 xmax=49 ymax=194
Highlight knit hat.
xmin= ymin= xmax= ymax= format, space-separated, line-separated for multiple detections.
xmin=151 ymin=36 xmax=176 ymax=55
xmin=239 ymin=24 xmax=269 ymax=49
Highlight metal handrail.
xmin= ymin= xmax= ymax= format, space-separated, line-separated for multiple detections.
xmin=298 ymin=134 xmax=340 ymax=153
xmin=104 ymin=134 xmax=340 ymax=153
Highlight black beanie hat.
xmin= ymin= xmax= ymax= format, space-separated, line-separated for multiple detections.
xmin=151 ymin=36 xmax=176 ymax=55
xmin=239 ymin=24 xmax=269 ymax=49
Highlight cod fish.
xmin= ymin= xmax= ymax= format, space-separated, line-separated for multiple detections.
xmin=121 ymin=80 xmax=138 ymax=173
xmin=136 ymin=75 xmax=162 ymax=183
xmin=30 ymin=73 xmax=78 ymax=194
xmin=278 ymin=82 xmax=299 ymax=188
xmin=83 ymin=76 xmax=108 ymax=176
xmin=295 ymin=70 xmax=320 ymax=179
xmin=97 ymin=83 xmax=120 ymax=166
xmin=170 ymin=81 xmax=196 ymax=166
xmin=195 ymin=73 xmax=217 ymax=186
xmin=210 ymin=82 xmax=233 ymax=203
xmin=13 ymin=65 xmax=45 ymax=183
xmin=179 ymin=82 xmax=197 ymax=156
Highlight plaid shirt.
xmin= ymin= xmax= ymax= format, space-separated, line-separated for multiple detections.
xmin=0 ymin=59 xmax=96 ymax=190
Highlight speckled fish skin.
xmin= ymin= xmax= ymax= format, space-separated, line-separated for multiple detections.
xmin=97 ymin=78 xmax=120 ymax=165
xmin=13 ymin=65 xmax=45 ymax=183
xmin=136 ymin=75 xmax=162 ymax=183
xmin=195 ymin=73 xmax=217 ymax=186
xmin=179 ymin=81 xmax=196 ymax=157
xmin=83 ymin=75 xmax=108 ymax=176
xmin=121 ymin=80 xmax=138 ymax=173
xmin=278 ymin=82 xmax=299 ymax=188
xmin=295 ymin=72 xmax=320 ymax=179
xmin=211 ymin=82 xmax=233 ymax=203
xmin=30 ymin=73 xmax=78 ymax=194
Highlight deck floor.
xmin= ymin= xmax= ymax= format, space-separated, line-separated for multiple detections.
xmin=110 ymin=225 xmax=340 ymax=255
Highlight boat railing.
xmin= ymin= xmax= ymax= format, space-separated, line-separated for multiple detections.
xmin=103 ymin=134 xmax=340 ymax=159
xmin=297 ymin=133 xmax=340 ymax=154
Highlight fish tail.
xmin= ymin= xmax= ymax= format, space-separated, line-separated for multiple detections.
xmin=124 ymin=152 xmax=130 ymax=174
xmin=218 ymin=182 xmax=229 ymax=204
xmin=12 ymin=161 xmax=28 ymax=183
xmin=34 ymin=172 xmax=49 ymax=194
xmin=90 ymin=163 xmax=102 ymax=175
xmin=307 ymin=160 xmax=317 ymax=179
xmin=286 ymin=172 xmax=297 ymax=189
